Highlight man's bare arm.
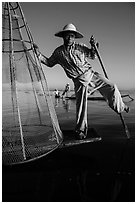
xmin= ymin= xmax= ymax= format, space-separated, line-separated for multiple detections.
xmin=33 ymin=43 xmax=51 ymax=67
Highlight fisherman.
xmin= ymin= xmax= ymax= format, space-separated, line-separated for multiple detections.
xmin=34 ymin=23 xmax=129 ymax=139
xmin=62 ymin=83 xmax=70 ymax=98
xmin=54 ymin=89 xmax=60 ymax=98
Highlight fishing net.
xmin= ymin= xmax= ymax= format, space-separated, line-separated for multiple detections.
xmin=2 ymin=2 xmax=63 ymax=165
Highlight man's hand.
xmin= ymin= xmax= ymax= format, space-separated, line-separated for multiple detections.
xmin=90 ymin=35 xmax=96 ymax=45
xmin=33 ymin=43 xmax=40 ymax=55
xmin=90 ymin=35 xmax=99 ymax=48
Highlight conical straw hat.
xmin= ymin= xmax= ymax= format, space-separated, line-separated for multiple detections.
xmin=55 ymin=23 xmax=84 ymax=38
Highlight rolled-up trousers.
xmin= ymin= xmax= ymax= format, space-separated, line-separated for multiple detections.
xmin=73 ymin=72 xmax=127 ymax=135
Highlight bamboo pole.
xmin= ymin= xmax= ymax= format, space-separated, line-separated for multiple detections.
xmin=91 ymin=37 xmax=130 ymax=139
xmin=8 ymin=2 xmax=26 ymax=160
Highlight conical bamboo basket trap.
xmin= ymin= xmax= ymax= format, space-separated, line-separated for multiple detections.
xmin=2 ymin=2 xmax=63 ymax=165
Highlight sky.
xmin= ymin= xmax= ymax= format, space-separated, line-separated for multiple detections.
xmin=11 ymin=2 xmax=136 ymax=90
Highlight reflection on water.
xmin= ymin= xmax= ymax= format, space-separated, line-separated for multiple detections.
xmin=55 ymin=97 xmax=71 ymax=112
xmin=62 ymin=99 xmax=70 ymax=112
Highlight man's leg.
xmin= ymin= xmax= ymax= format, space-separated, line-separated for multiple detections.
xmin=73 ymin=79 xmax=88 ymax=138
xmin=62 ymin=90 xmax=66 ymax=97
xmin=90 ymin=72 xmax=129 ymax=113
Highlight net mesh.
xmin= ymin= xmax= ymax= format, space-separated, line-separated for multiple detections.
xmin=2 ymin=2 xmax=63 ymax=165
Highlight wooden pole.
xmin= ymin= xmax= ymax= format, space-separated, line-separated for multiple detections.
xmin=8 ymin=2 xmax=26 ymax=160
xmin=92 ymin=40 xmax=130 ymax=139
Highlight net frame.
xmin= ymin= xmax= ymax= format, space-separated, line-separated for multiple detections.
xmin=2 ymin=2 xmax=63 ymax=165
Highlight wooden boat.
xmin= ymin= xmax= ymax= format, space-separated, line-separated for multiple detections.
xmin=60 ymin=128 xmax=102 ymax=148
xmin=65 ymin=94 xmax=134 ymax=101
xmin=66 ymin=95 xmax=105 ymax=101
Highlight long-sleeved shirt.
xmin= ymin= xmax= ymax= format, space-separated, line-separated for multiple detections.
xmin=39 ymin=42 xmax=96 ymax=86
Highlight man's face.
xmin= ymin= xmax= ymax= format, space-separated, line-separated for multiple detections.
xmin=63 ymin=32 xmax=75 ymax=46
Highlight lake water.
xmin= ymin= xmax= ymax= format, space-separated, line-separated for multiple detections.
xmin=53 ymin=89 xmax=135 ymax=138
xmin=3 ymin=89 xmax=135 ymax=202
